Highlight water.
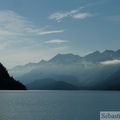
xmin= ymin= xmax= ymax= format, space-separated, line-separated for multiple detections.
xmin=0 ymin=90 xmax=120 ymax=120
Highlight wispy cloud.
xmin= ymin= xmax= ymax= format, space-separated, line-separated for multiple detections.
xmin=101 ymin=60 xmax=120 ymax=65
xmin=0 ymin=10 xmax=29 ymax=36
xmin=45 ymin=39 xmax=68 ymax=44
xmin=48 ymin=7 xmax=96 ymax=22
xmin=72 ymin=13 xmax=95 ymax=20
xmin=0 ymin=10 xmax=67 ymax=68
xmin=49 ymin=13 xmax=67 ymax=23
xmin=107 ymin=15 xmax=120 ymax=24
xmin=0 ymin=30 xmax=15 ymax=36
xmin=48 ymin=8 xmax=81 ymax=22
xmin=37 ymin=30 xmax=65 ymax=35
xmin=0 ymin=10 xmax=65 ymax=50
xmin=0 ymin=10 xmax=64 ymax=37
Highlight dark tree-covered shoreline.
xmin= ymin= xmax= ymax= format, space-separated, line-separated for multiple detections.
xmin=0 ymin=63 xmax=26 ymax=90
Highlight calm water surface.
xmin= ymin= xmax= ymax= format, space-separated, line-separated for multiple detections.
xmin=0 ymin=90 xmax=120 ymax=120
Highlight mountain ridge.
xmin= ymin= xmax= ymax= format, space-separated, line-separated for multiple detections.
xmin=91 ymin=69 xmax=120 ymax=90
xmin=10 ymin=49 xmax=120 ymax=69
xmin=8 ymin=49 xmax=120 ymax=90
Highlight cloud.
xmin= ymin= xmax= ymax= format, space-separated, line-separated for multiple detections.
xmin=25 ymin=27 xmax=65 ymax=35
xmin=45 ymin=39 xmax=68 ymax=44
xmin=0 ymin=10 xmax=29 ymax=36
xmin=48 ymin=7 xmax=95 ymax=22
xmin=49 ymin=12 xmax=67 ymax=22
xmin=72 ymin=13 xmax=95 ymax=19
xmin=37 ymin=30 xmax=65 ymax=35
xmin=0 ymin=10 xmax=65 ymax=50
xmin=101 ymin=60 xmax=120 ymax=65
xmin=0 ymin=10 xmax=64 ymax=37
xmin=0 ymin=10 xmax=67 ymax=68
xmin=0 ymin=30 xmax=15 ymax=36
xmin=48 ymin=8 xmax=80 ymax=22
xmin=107 ymin=15 xmax=120 ymax=24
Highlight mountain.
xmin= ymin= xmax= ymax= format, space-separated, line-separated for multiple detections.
xmin=8 ymin=53 xmax=83 ymax=79
xmin=26 ymin=78 xmax=56 ymax=89
xmin=49 ymin=53 xmax=82 ymax=64
xmin=8 ymin=49 xmax=120 ymax=90
xmin=9 ymin=49 xmax=120 ymax=73
xmin=83 ymin=51 xmax=102 ymax=63
xmin=26 ymin=76 xmax=82 ymax=90
xmin=83 ymin=49 xmax=120 ymax=63
xmin=102 ymin=50 xmax=115 ymax=57
xmin=40 ymin=81 xmax=79 ymax=90
xmin=49 ymin=75 xmax=82 ymax=87
xmin=27 ymin=78 xmax=79 ymax=90
xmin=0 ymin=63 xmax=26 ymax=90
xmin=92 ymin=69 xmax=120 ymax=90
xmin=115 ymin=49 xmax=120 ymax=58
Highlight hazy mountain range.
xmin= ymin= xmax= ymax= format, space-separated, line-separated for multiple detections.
xmin=8 ymin=49 xmax=120 ymax=90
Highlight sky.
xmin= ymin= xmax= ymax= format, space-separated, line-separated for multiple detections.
xmin=0 ymin=0 xmax=120 ymax=68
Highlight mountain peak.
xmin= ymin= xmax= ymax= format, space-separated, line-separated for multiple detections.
xmin=84 ymin=50 xmax=101 ymax=59
xmin=39 ymin=60 xmax=48 ymax=65
xmin=87 ymin=51 xmax=101 ymax=56
xmin=49 ymin=53 xmax=81 ymax=64
xmin=102 ymin=49 xmax=115 ymax=54
xmin=94 ymin=50 xmax=101 ymax=54
xmin=52 ymin=53 xmax=80 ymax=57
xmin=116 ymin=49 xmax=120 ymax=53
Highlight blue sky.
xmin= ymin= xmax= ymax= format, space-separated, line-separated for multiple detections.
xmin=0 ymin=0 xmax=120 ymax=68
